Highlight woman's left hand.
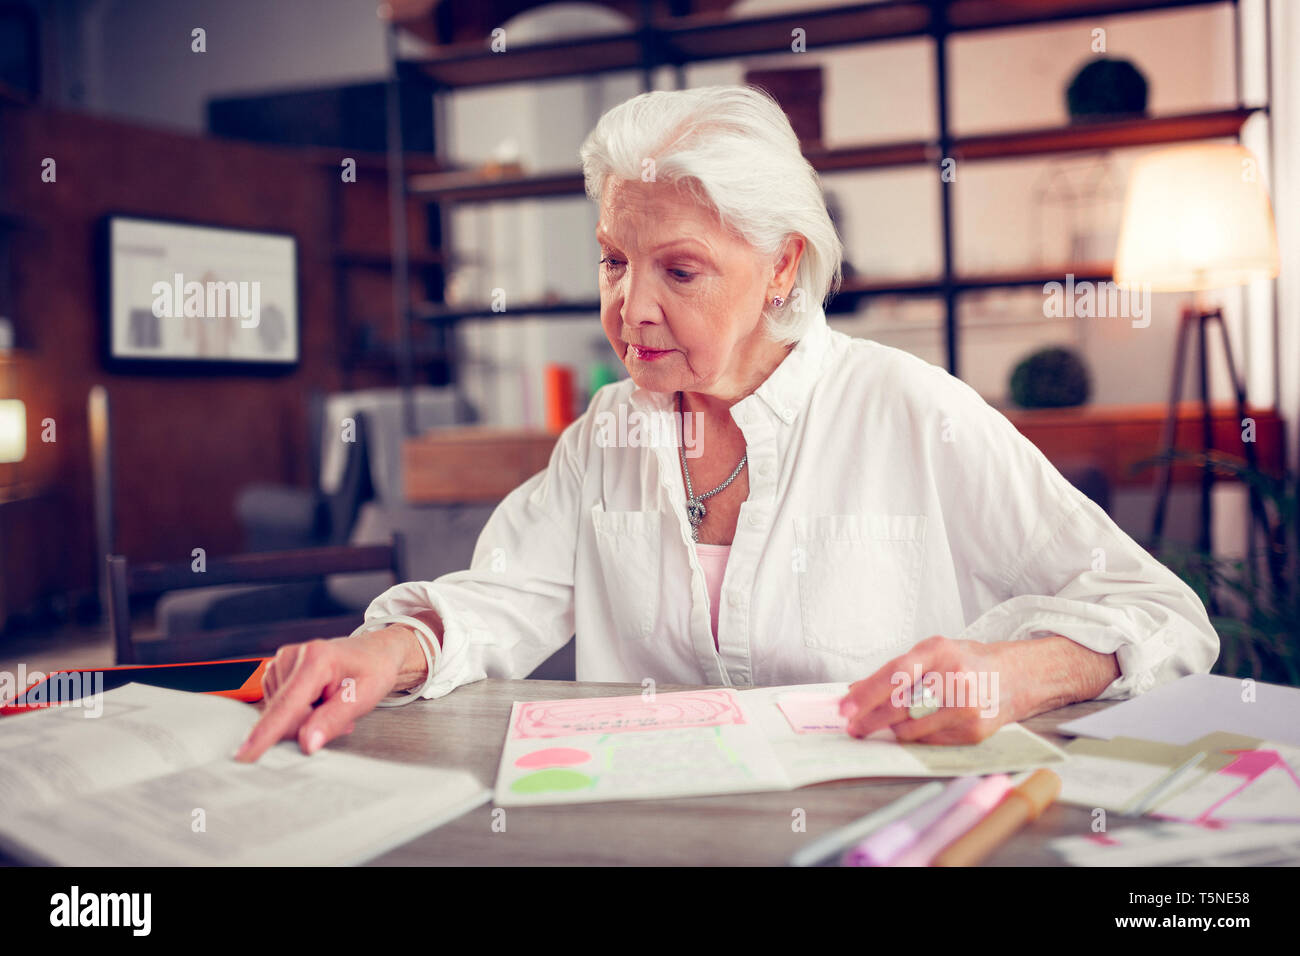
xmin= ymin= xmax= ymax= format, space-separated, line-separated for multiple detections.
xmin=838 ymin=635 xmax=1027 ymax=745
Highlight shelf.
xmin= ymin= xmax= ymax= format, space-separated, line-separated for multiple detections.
xmin=411 ymin=264 xmax=1116 ymax=322
xmin=405 ymin=108 xmax=1254 ymax=205
xmin=950 ymin=108 xmax=1256 ymax=161
xmin=834 ymin=313 xmax=1080 ymax=334
xmin=414 ymin=297 xmax=602 ymax=323
xmin=826 ymin=264 xmax=1115 ymax=300
xmin=383 ymin=0 xmax=1261 ymax=386
xmin=407 ymin=169 xmax=585 ymax=202
xmin=393 ymin=1 xmax=1226 ymax=90
xmin=397 ymin=33 xmax=647 ymax=89
xmin=944 ymin=0 xmax=1224 ymax=33
xmin=953 ymin=262 xmax=1114 ymax=290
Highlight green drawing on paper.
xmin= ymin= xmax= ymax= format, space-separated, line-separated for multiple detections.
xmin=510 ymin=768 xmax=595 ymax=794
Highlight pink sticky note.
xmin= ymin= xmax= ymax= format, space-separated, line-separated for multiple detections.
xmin=778 ymin=694 xmax=850 ymax=734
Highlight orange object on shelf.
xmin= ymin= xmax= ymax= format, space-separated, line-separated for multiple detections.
xmin=545 ymin=363 xmax=576 ymax=434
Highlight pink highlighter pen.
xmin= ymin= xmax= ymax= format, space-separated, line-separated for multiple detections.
xmin=842 ymin=776 xmax=981 ymax=867
xmin=888 ymin=774 xmax=1013 ymax=867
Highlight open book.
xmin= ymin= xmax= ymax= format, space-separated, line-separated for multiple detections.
xmin=0 ymin=683 xmax=490 ymax=866
xmin=496 ymin=683 xmax=1069 ymax=806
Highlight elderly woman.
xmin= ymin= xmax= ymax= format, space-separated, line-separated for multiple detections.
xmin=237 ymin=85 xmax=1216 ymax=763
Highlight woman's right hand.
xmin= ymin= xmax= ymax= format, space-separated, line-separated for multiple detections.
xmin=233 ymin=625 xmax=427 ymax=763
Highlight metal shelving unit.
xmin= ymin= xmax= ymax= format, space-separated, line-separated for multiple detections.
xmin=382 ymin=0 xmax=1270 ymax=434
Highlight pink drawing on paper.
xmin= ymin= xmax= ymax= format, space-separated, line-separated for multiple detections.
xmin=512 ymin=689 xmax=745 ymax=739
xmin=514 ymin=747 xmax=592 ymax=769
xmin=777 ymin=694 xmax=849 ymax=734
xmin=1172 ymin=750 xmax=1300 ymax=825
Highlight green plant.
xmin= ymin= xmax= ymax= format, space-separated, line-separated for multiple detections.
xmin=1134 ymin=449 xmax=1299 ymax=686
xmin=1009 ymin=346 xmax=1091 ymax=409
xmin=1067 ymin=57 xmax=1149 ymax=119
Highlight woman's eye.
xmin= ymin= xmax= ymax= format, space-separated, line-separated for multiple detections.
xmin=668 ymin=269 xmax=695 ymax=283
xmin=599 ymin=256 xmax=625 ymax=275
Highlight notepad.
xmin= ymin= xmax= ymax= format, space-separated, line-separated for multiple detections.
xmin=493 ymin=682 xmax=1069 ymax=807
xmin=0 ymin=683 xmax=490 ymax=865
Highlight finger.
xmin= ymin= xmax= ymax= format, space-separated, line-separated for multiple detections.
xmin=235 ymin=642 xmax=330 ymax=762
xmin=845 ymin=696 xmax=914 ymax=738
xmin=840 ymin=640 xmax=940 ymax=723
xmin=295 ymin=692 xmax=364 ymax=755
xmin=260 ymin=643 xmax=300 ymax=703
xmin=261 ymin=659 xmax=280 ymax=701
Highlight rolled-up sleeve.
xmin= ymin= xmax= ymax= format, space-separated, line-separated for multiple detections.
xmin=363 ymin=415 xmax=587 ymax=699
xmin=931 ymin=373 xmax=1220 ymax=700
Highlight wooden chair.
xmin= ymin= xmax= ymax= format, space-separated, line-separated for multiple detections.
xmin=107 ymin=536 xmax=406 ymax=665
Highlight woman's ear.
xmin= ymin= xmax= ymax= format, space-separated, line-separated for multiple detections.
xmin=770 ymin=234 xmax=806 ymax=295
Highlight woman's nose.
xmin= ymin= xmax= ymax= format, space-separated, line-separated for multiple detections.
xmin=620 ymin=268 xmax=662 ymax=328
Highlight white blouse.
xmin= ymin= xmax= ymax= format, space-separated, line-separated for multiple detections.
xmin=365 ymin=306 xmax=1218 ymax=701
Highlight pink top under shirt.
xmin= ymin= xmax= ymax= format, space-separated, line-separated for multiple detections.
xmin=694 ymin=542 xmax=731 ymax=650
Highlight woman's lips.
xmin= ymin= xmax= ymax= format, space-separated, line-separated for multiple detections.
xmin=629 ymin=345 xmax=673 ymax=361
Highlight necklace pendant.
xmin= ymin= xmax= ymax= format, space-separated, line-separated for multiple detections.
xmin=686 ymin=498 xmax=707 ymax=527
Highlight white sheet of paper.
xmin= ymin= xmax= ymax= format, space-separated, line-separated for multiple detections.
xmin=1055 ymin=753 xmax=1183 ymax=811
xmin=1050 ymin=821 xmax=1300 ymax=866
xmin=1056 ymin=674 xmax=1300 ymax=748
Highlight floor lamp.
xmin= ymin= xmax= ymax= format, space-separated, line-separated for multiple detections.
xmin=1114 ymin=143 xmax=1281 ymax=610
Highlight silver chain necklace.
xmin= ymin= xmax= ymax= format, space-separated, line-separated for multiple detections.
xmin=677 ymin=390 xmax=747 ymax=543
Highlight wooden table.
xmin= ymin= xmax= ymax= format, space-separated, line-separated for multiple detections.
xmin=315 ymin=678 xmax=1133 ymax=866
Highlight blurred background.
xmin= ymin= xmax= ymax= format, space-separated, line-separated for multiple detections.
xmin=0 ymin=0 xmax=1296 ymax=684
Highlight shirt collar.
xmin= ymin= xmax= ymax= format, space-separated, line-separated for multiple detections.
xmin=628 ymin=304 xmax=831 ymax=426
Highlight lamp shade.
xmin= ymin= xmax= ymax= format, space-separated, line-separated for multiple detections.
xmin=1114 ymin=143 xmax=1280 ymax=292
xmin=0 ymin=399 xmax=25 ymax=463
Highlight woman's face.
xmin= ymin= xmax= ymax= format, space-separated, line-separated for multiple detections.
xmin=596 ymin=178 xmax=798 ymax=401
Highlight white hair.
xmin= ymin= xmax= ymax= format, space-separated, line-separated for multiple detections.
xmin=579 ymin=84 xmax=844 ymax=345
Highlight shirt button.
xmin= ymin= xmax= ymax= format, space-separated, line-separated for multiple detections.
xmin=747 ymin=512 xmax=761 ymax=527
xmin=781 ymin=408 xmax=795 ymax=423
xmin=640 ymin=621 xmax=652 ymax=635
xmin=757 ymin=463 xmax=773 ymax=478
xmin=728 ymin=591 xmax=741 ymax=606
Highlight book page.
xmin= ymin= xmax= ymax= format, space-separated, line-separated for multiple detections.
xmin=493 ymin=689 xmax=790 ymax=806
xmin=0 ymin=742 xmax=490 ymax=866
xmin=0 ymin=682 xmax=255 ymax=814
xmin=741 ymin=683 xmax=1069 ymax=789
xmin=0 ymin=683 xmax=491 ymax=865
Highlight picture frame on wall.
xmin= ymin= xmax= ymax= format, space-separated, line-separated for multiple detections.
xmin=100 ymin=215 xmax=300 ymax=373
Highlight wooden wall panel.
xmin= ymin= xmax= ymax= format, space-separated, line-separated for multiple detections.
xmin=0 ymin=101 xmax=399 ymax=606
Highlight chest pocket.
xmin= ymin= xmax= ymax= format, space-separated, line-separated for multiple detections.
xmin=794 ymin=514 xmax=927 ymax=661
xmin=590 ymin=505 xmax=662 ymax=640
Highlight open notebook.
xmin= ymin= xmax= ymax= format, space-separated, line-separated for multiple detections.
xmin=495 ymin=682 xmax=1069 ymax=807
xmin=0 ymin=683 xmax=489 ymax=866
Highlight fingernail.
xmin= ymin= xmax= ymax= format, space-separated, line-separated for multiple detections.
xmin=306 ymin=729 xmax=324 ymax=754
xmin=839 ymin=698 xmax=858 ymax=719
